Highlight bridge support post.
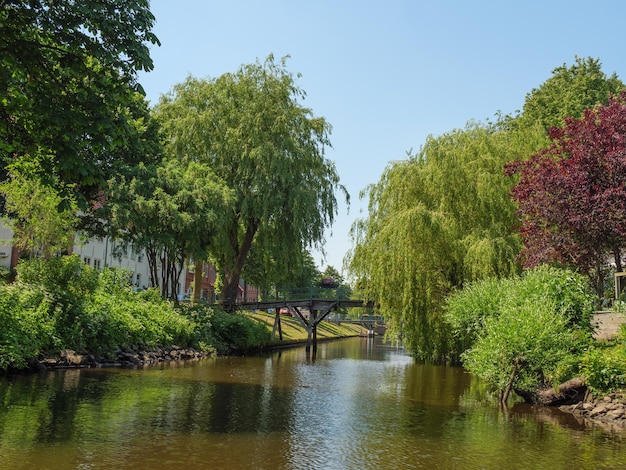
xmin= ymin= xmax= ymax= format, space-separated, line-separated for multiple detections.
xmin=272 ymin=309 xmax=283 ymax=341
xmin=311 ymin=309 xmax=318 ymax=358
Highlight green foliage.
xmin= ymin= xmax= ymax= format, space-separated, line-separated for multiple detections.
xmin=174 ymin=303 xmax=216 ymax=353
xmin=0 ymin=286 xmax=54 ymax=369
xmin=515 ymin=56 xmax=625 ymax=133
xmin=0 ymin=266 xmax=10 ymax=283
xmin=581 ymin=344 xmax=626 ymax=393
xmin=81 ymin=284 xmax=194 ymax=355
xmin=510 ymin=266 xmax=596 ymax=329
xmin=16 ymin=255 xmax=99 ymax=344
xmin=1 ymin=258 xmax=196 ymax=363
xmin=1 ymin=0 xmax=160 ymax=205
xmin=463 ymin=299 xmax=578 ymax=396
xmin=155 ymin=55 xmax=347 ymax=302
xmin=200 ymin=308 xmax=272 ymax=354
xmin=349 ymin=57 xmax=623 ymax=362
xmin=349 ymin=121 xmax=544 ymax=359
xmin=445 ymin=266 xmax=596 ymax=401
xmin=0 ymin=157 xmax=78 ymax=257
xmin=444 ymin=277 xmax=511 ymax=355
xmin=0 ymin=256 xmax=278 ymax=370
xmin=104 ymin=158 xmax=233 ymax=299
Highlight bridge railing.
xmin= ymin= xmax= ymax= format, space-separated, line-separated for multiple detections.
xmin=260 ymin=286 xmax=353 ymax=302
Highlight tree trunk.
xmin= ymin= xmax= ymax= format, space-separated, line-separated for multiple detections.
xmin=501 ymin=360 xmax=519 ymax=404
xmin=615 ymin=246 xmax=623 ymax=273
xmin=516 ymin=378 xmax=587 ymax=406
xmin=146 ymin=245 xmax=159 ymax=288
xmin=220 ymin=222 xmax=257 ymax=310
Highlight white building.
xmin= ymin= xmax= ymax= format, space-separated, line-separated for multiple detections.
xmin=0 ymin=222 xmax=14 ymax=271
xmin=0 ymin=221 xmax=185 ymax=295
xmin=0 ymin=221 xmax=259 ymax=303
xmin=71 ymin=236 xmax=158 ymax=291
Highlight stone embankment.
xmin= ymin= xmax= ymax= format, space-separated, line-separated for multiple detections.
xmin=559 ymin=393 xmax=626 ymax=432
xmin=36 ymin=346 xmax=207 ymax=370
xmin=540 ymin=313 xmax=626 ymax=430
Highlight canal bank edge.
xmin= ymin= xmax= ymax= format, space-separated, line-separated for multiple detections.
xmin=29 ymin=312 xmax=366 ymax=371
xmin=18 ymin=312 xmax=626 ymax=432
xmin=559 ymin=392 xmax=626 ymax=432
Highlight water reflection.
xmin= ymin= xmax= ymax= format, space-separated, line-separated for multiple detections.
xmin=0 ymin=337 xmax=625 ymax=469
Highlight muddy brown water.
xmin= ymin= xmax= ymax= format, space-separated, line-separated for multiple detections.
xmin=1 ymin=337 xmax=625 ymax=469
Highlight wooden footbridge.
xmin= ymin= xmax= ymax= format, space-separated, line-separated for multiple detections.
xmin=235 ymin=288 xmax=375 ymax=358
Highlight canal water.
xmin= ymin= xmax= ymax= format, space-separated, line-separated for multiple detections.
xmin=1 ymin=337 xmax=625 ymax=469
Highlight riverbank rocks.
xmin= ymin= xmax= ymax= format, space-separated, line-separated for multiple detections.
xmin=37 ymin=346 xmax=208 ymax=370
xmin=559 ymin=392 xmax=626 ymax=430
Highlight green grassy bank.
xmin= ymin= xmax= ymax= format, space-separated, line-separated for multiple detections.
xmin=247 ymin=310 xmax=365 ymax=342
xmin=0 ymin=255 xmax=369 ymax=372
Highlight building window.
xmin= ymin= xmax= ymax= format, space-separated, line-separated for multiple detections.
xmin=83 ymin=256 xmax=91 ymax=266
xmin=93 ymin=259 xmax=101 ymax=270
xmin=135 ymin=273 xmax=141 ymax=285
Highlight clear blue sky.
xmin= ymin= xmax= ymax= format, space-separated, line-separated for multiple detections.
xmin=138 ymin=0 xmax=626 ymax=274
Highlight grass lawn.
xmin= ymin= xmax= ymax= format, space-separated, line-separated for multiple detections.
xmin=246 ymin=310 xmax=365 ymax=342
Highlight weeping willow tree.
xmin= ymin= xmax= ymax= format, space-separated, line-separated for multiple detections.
xmin=349 ymin=57 xmax=623 ymax=360
xmin=155 ymin=56 xmax=347 ymax=306
xmin=349 ymin=121 xmax=547 ymax=360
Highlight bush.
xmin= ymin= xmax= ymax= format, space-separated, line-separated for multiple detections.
xmin=197 ymin=308 xmax=271 ymax=354
xmin=511 ymin=265 xmax=595 ymax=330
xmin=0 ymin=285 xmax=54 ymax=369
xmin=581 ymin=344 xmax=626 ymax=393
xmin=462 ymin=298 xmax=579 ymax=400
xmin=175 ymin=303 xmax=215 ymax=353
xmin=16 ymin=255 xmax=99 ymax=302
xmin=78 ymin=271 xmax=195 ymax=355
xmin=15 ymin=255 xmax=99 ymax=346
xmin=444 ymin=276 xmax=512 ymax=355
xmin=0 ymin=256 xmax=273 ymax=370
xmin=445 ymin=266 xmax=596 ymax=402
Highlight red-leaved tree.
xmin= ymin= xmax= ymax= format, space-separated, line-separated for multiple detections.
xmin=506 ymin=91 xmax=626 ymax=298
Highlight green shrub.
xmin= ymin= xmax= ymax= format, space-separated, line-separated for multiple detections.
xmin=446 ymin=266 xmax=596 ymax=402
xmin=78 ymin=276 xmax=195 ymax=354
xmin=511 ymin=265 xmax=595 ymax=330
xmin=199 ymin=308 xmax=271 ymax=354
xmin=0 ymin=285 xmax=55 ymax=369
xmin=16 ymin=255 xmax=99 ymax=302
xmin=0 ymin=266 xmax=10 ymax=283
xmin=581 ymin=345 xmax=626 ymax=393
xmin=0 ymin=256 xmax=274 ymax=369
xmin=175 ymin=303 xmax=215 ymax=352
xmin=462 ymin=298 xmax=580 ymax=400
xmin=444 ymin=276 xmax=512 ymax=354
xmin=15 ymin=255 xmax=99 ymax=347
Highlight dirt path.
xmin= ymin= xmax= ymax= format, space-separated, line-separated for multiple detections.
xmin=593 ymin=312 xmax=625 ymax=340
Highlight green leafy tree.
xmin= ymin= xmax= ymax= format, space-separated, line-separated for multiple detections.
xmin=0 ymin=0 xmax=160 ymax=206
xmin=79 ymin=91 xmax=165 ymax=236
xmin=155 ymin=56 xmax=347 ymax=307
xmin=348 ymin=57 xmax=622 ymax=360
xmin=105 ymin=159 xmax=233 ymax=300
xmin=513 ymin=56 xmax=624 ymax=134
xmin=0 ymin=157 xmax=77 ymax=258
xmin=245 ymin=248 xmax=321 ymax=300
